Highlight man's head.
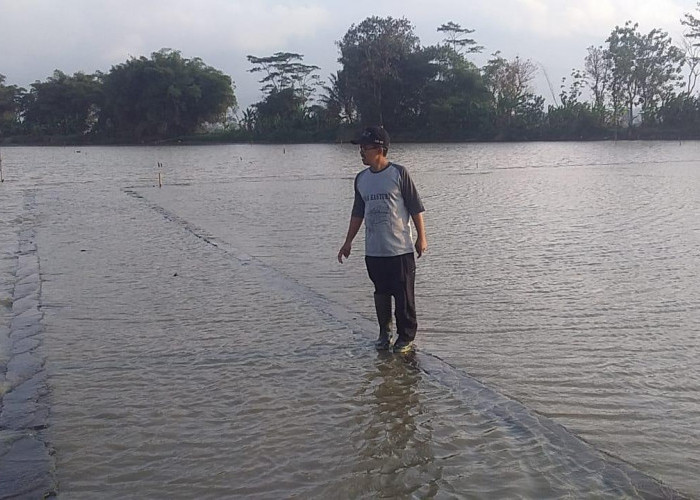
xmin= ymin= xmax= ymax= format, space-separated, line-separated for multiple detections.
xmin=351 ymin=126 xmax=390 ymax=166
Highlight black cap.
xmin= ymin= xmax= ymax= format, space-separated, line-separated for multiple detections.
xmin=350 ymin=126 xmax=390 ymax=148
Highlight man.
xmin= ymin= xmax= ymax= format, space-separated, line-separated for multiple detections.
xmin=337 ymin=126 xmax=427 ymax=353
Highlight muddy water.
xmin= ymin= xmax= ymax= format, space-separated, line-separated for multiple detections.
xmin=0 ymin=142 xmax=698 ymax=498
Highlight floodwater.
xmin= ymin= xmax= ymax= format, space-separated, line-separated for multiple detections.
xmin=0 ymin=141 xmax=699 ymax=498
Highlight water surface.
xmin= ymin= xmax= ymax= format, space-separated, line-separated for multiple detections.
xmin=0 ymin=141 xmax=698 ymax=498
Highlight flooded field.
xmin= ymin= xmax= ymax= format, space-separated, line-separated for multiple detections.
xmin=0 ymin=142 xmax=698 ymax=498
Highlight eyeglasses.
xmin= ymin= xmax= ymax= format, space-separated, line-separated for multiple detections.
xmin=360 ymin=144 xmax=381 ymax=152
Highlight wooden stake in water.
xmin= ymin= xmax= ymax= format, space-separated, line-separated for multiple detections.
xmin=158 ymin=161 xmax=163 ymax=188
xmin=0 ymin=148 xmax=4 ymax=183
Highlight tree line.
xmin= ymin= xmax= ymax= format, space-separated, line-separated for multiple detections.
xmin=0 ymin=49 xmax=235 ymax=143
xmin=4 ymin=5 xmax=700 ymax=144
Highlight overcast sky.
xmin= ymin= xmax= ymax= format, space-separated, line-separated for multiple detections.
xmin=1 ymin=0 xmax=699 ymax=111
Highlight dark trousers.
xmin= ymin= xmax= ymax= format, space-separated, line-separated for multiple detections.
xmin=365 ymin=253 xmax=417 ymax=342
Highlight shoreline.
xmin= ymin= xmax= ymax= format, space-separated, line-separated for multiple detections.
xmin=2 ymin=134 xmax=700 ymax=147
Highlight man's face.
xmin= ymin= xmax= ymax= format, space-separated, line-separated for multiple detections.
xmin=359 ymin=144 xmax=382 ymax=165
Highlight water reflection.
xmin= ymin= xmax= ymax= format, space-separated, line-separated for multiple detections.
xmin=353 ymin=352 xmax=440 ymax=497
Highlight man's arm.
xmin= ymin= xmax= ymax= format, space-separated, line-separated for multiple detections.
xmin=412 ymin=212 xmax=427 ymax=258
xmin=338 ymin=216 xmax=363 ymax=263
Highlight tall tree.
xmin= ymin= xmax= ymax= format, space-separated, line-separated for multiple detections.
xmin=681 ymin=3 xmax=700 ymax=95
xmin=22 ymin=70 xmax=102 ymax=136
xmin=381 ymin=46 xmax=440 ymax=130
xmin=100 ymin=49 xmax=236 ymax=141
xmin=635 ymin=28 xmax=684 ymax=123
xmin=247 ymin=52 xmax=320 ymax=105
xmin=605 ymin=22 xmax=684 ymax=128
xmin=0 ymin=75 xmax=25 ymax=137
xmin=423 ymin=44 xmax=491 ymax=139
xmin=584 ymin=45 xmax=611 ymax=113
xmin=482 ymin=52 xmax=539 ymax=135
xmin=337 ymin=16 xmax=420 ymax=127
xmin=437 ymin=22 xmax=484 ymax=55
xmin=246 ymin=52 xmax=321 ymax=137
xmin=680 ymin=35 xmax=700 ymax=95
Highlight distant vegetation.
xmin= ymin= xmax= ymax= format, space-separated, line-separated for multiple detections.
xmin=0 ymin=50 xmax=235 ymax=143
xmin=4 ymin=4 xmax=700 ymax=144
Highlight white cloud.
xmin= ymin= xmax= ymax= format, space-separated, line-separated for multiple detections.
xmin=0 ymin=0 xmax=332 ymax=81
xmin=116 ymin=1 xmax=333 ymax=53
xmin=469 ymin=0 xmax=692 ymax=39
xmin=1 ymin=0 xmax=698 ymax=108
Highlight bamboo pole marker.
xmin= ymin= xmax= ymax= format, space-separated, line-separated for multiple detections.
xmin=158 ymin=161 xmax=163 ymax=188
xmin=0 ymin=149 xmax=4 ymax=183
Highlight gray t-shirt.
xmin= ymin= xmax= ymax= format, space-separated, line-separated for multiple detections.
xmin=351 ymin=162 xmax=425 ymax=257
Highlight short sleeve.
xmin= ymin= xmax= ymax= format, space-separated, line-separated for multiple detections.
xmin=398 ymin=166 xmax=424 ymax=215
xmin=351 ymin=172 xmax=365 ymax=218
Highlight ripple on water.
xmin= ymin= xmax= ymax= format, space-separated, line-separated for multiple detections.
xmin=1 ymin=143 xmax=698 ymax=497
xmin=29 ymin=182 xmax=684 ymax=498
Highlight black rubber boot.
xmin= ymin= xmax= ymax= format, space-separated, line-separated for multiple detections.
xmin=373 ymin=293 xmax=393 ymax=350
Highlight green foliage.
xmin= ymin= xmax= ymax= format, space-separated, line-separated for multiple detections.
xmin=247 ymin=52 xmax=320 ymax=103
xmin=99 ymin=49 xmax=236 ymax=141
xmin=547 ymin=102 xmax=607 ymax=139
xmin=605 ymin=22 xmax=684 ymax=129
xmin=321 ymin=70 xmax=358 ymax=125
xmin=21 ymin=70 xmax=101 ymax=136
xmin=244 ymin=51 xmax=325 ymax=140
xmin=337 ymin=16 xmax=421 ymax=127
xmin=380 ymin=46 xmax=439 ymax=131
xmin=8 ymin=7 xmax=700 ymax=144
xmin=0 ymin=74 xmax=26 ymax=137
xmin=422 ymin=45 xmax=492 ymax=139
xmin=682 ymin=2 xmax=700 ymax=42
xmin=680 ymin=3 xmax=700 ymax=94
xmin=583 ymin=45 xmax=611 ymax=122
xmin=482 ymin=52 xmax=541 ymax=136
xmin=658 ymin=93 xmax=700 ymax=133
xmin=437 ymin=22 xmax=484 ymax=55
xmin=253 ymin=87 xmax=305 ymax=136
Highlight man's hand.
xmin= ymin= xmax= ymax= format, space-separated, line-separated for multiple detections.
xmin=411 ymin=212 xmax=427 ymax=259
xmin=415 ymin=236 xmax=427 ymax=258
xmin=338 ymin=242 xmax=352 ymax=263
xmin=338 ymin=217 xmax=363 ymax=263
